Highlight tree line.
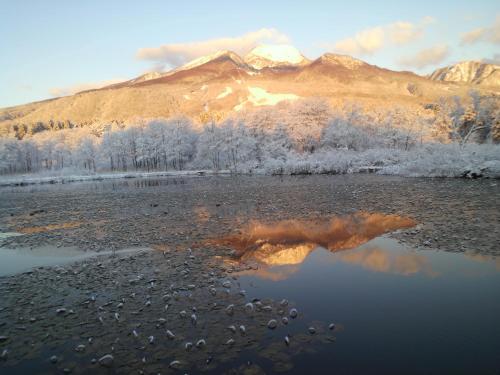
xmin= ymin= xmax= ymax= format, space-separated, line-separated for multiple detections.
xmin=0 ymin=94 xmax=498 ymax=175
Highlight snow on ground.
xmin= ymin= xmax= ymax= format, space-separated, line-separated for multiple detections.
xmin=247 ymin=87 xmax=300 ymax=106
xmin=0 ymin=170 xmax=231 ymax=187
xmin=257 ymin=144 xmax=500 ymax=178
xmin=216 ymin=86 xmax=233 ymax=99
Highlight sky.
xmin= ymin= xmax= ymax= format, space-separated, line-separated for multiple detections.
xmin=1 ymin=0 xmax=499 ymax=108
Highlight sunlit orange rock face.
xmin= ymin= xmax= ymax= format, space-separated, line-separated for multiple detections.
xmin=213 ymin=213 xmax=416 ymax=266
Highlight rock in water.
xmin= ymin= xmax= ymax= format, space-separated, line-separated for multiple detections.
xmin=284 ymin=335 xmax=290 ymax=346
xmin=98 ymin=354 xmax=114 ymax=367
xmin=329 ymin=323 xmax=336 ymax=330
xmin=225 ymin=304 xmax=234 ymax=316
xmin=308 ymin=327 xmax=316 ymax=334
xmin=289 ymin=308 xmax=298 ymax=318
xmin=50 ymin=355 xmax=58 ymax=364
xmin=282 ymin=317 xmax=289 ymax=325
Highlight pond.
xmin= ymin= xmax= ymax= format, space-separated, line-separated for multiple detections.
xmin=0 ymin=175 xmax=498 ymax=374
xmin=218 ymin=216 xmax=500 ymax=374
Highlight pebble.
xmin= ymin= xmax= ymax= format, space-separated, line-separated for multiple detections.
xmin=185 ymin=342 xmax=193 ymax=351
xmin=329 ymin=323 xmax=336 ymax=330
xmin=267 ymin=319 xmax=278 ymax=329
xmin=289 ymin=308 xmax=298 ymax=318
xmin=166 ymin=330 xmax=175 ymax=340
xmin=169 ymin=360 xmax=181 ymax=369
xmin=227 ymin=325 xmax=236 ymax=333
xmin=239 ymin=325 xmax=246 ymax=335
xmin=284 ymin=335 xmax=290 ymax=346
xmin=196 ymin=339 xmax=206 ymax=348
xmin=98 ymin=354 xmax=114 ymax=367
xmin=148 ymin=336 xmax=155 ymax=345
xmin=75 ymin=344 xmax=86 ymax=352
xmin=244 ymin=302 xmax=254 ymax=313
xmin=56 ymin=308 xmax=66 ymax=315
xmin=282 ymin=317 xmax=289 ymax=325
xmin=225 ymin=304 xmax=234 ymax=316
xmin=308 ymin=327 xmax=316 ymax=334
xmin=226 ymin=338 xmax=235 ymax=346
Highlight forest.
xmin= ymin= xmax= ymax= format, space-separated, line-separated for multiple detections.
xmin=1 ymin=92 xmax=499 ymax=178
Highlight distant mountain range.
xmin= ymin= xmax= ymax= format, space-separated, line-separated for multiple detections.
xmin=1 ymin=45 xmax=498 ymax=138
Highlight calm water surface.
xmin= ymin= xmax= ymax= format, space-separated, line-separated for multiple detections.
xmin=236 ymin=236 xmax=500 ymax=374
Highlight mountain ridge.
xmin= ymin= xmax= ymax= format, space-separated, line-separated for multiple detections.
xmin=1 ymin=46 xmax=498 ymax=139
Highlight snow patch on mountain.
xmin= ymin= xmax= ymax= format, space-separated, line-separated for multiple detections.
xmin=234 ymin=87 xmax=300 ymax=111
xmin=216 ymin=86 xmax=233 ymax=99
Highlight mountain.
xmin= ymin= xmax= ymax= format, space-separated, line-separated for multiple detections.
xmin=428 ymin=61 xmax=500 ymax=87
xmin=1 ymin=46 xmax=496 ymax=138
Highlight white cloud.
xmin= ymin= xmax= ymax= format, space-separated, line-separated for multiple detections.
xmin=329 ymin=17 xmax=431 ymax=56
xmin=388 ymin=22 xmax=423 ymax=44
xmin=334 ymin=26 xmax=385 ymax=55
xmin=49 ymin=78 xmax=126 ymax=97
xmin=136 ymin=28 xmax=290 ymax=68
xmin=460 ymin=15 xmax=500 ymax=45
xmin=460 ymin=28 xmax=486 ymax=45
xmin=398 ymin=44 xmax=450 ymax=69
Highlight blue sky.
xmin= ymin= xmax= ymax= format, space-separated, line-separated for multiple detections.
xmin=1 ymin=0 xmax=498 ymax=108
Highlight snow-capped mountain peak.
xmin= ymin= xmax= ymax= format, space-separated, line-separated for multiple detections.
xmin=244 ymin=44 xmax=307 ymax=69
xmin=428 ymin=61 xmax=500 ymax=86
xmin=179 ymin=50 xmax=234 ymax=71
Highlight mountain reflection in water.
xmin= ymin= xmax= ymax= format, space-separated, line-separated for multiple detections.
xmin=213 ymin=212 xmax=416 ymax=266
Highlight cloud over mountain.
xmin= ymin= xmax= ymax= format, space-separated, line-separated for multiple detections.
xmin=136 ymin=28 xmax=290 ymax=69
xmin=398 ymin=44 xmax=450 ymax=69
xmin=327 ymin=17 xmax=433 ymax=56
xmin=460 ymin=15 xmax=500 ymax=45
